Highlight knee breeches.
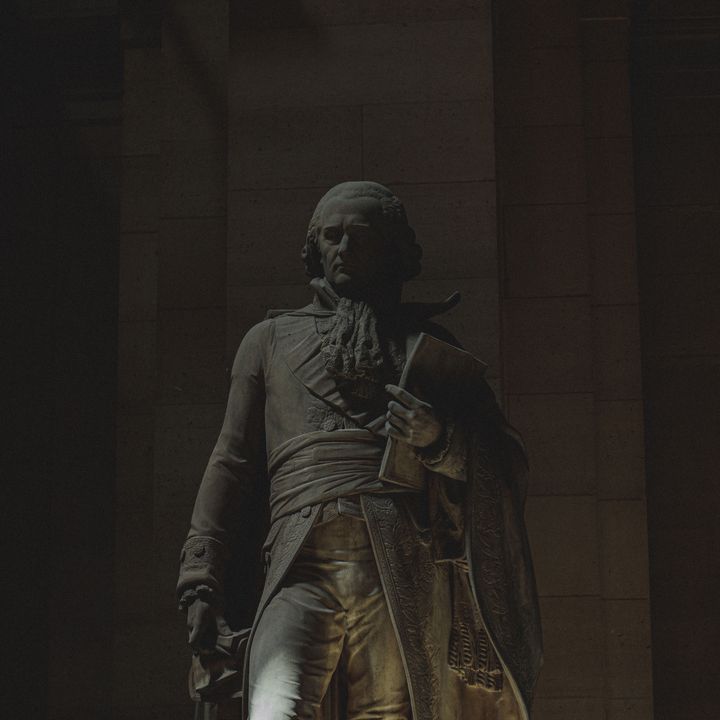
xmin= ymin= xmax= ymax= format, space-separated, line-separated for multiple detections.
xmin=248 ymin=509 xmax=411 ymax=720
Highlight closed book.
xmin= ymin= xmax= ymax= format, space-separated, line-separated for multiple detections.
xmin=379 ymin=332 xmax=487 ymax=489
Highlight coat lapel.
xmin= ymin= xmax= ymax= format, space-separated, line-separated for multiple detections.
xmin=281 ymin=321 xmax=355 ymax=418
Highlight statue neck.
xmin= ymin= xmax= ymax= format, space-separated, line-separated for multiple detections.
xmin=312 ymin=277 xmax=402 ymax=316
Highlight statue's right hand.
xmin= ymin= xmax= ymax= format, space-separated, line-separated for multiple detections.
xmin=186 ymin=598 xmax=216 ymax=652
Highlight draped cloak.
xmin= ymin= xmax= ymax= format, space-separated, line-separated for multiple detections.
xmin=177 ymin=294 xmax=543 ymax=720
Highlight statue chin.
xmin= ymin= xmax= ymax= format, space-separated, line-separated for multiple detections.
xmin=329 ymin=275 xmax=401 ymax=303
xmin=327 ymin=275 xmax=369 ymax=300
xmin=329 ymin=273 xmax=353 ymax=290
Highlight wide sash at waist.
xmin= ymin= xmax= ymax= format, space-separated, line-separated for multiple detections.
xmin=268 ymin=430 xmax=398 ymax=523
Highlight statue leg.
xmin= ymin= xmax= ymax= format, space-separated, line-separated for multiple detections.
xmin=343 ymin=585 xmax=411 ymax=720
xmin=248 ymin=505 xmax=411 ymax=720
xmin=334 ymin=511 xmax=411 ymax=720
xmin=247 ymin=576 xmax=344 ymax=720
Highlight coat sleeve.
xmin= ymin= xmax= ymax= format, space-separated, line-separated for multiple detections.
xmin=177 ymin=320 xmax=271 ymax=598
xmin=415 ymin=378 xmax=502 ymax=482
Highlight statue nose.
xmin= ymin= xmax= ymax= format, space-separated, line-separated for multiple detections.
xmin=338 ymin=234 xmax=351 ymax=256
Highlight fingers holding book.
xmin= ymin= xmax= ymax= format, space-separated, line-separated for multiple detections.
xmin=385 ymin=383 xmax=443 ymax=448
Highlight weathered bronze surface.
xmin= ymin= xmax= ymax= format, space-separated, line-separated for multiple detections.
xmin=178 ymin=181 xmax=542 ymax=719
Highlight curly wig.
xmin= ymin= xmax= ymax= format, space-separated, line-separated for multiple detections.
xmin=301 ymin=181 xmax=422 ymax=282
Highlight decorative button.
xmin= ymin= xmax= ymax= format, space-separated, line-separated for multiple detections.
xmin=193 ymin=546 xmax=206 ymax=558
xmin=300 ymin=506 xmax=312 ymax=518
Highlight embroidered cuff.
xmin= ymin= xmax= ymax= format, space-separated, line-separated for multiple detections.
xmin=177 ymin=536 xmax=229 ymax=597
xmin=416 ymin=418 xmax=455 ymax=467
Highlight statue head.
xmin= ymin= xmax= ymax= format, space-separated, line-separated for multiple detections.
xmin=302 ymin=181 xmax=422 ymax=299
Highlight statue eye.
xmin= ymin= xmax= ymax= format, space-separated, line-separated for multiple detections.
xmin=324 ymin=228 xmax=341 ymax=243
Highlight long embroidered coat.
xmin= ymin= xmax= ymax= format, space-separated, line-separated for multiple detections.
xmin=178 ymin=300 xmax=542 ymax=720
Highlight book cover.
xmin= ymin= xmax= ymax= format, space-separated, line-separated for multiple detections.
xmin=379 ymin=333 xmax=488 ymax=489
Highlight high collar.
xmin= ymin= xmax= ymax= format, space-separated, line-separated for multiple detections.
xmin=310 ymin=277 xmax=401 ymax=317
xmin=310 ymin=276 xmax=461 ymax=324
xmin=266 ymin=278 xmax=462 ymax=322
xmin=310 ymin=277 xmax=341 ymax=311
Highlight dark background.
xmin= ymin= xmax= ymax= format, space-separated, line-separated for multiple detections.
xmin=3 ymin=1 xmax=719 ymax=719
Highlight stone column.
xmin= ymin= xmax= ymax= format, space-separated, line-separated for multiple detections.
xmin=494 ymin=2 xmax=652 ymax=718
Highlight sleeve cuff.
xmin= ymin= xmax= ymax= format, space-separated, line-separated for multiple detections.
xmin=415 ymin=419 xmax=467 ymax=482
xmin=176 ymin=535 xmax=229 ymax=597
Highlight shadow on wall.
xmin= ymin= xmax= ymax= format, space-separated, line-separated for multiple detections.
xmin=5 ymin=2 xmax=123 ymax=718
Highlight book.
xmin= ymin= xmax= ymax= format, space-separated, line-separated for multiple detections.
xmin=379 ymin=332 xmax=488 ymax=489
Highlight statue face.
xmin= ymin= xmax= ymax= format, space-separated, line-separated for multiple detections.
xmin=316 ymin=195 xmax=397 ymax=298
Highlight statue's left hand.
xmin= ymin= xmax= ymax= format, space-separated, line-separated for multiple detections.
xmin=385 ymin=384 xmax=443 ymax=448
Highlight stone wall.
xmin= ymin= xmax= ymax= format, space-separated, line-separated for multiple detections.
xmin=114 ymin=1 xmax=500 ymax=717
xmin=226 ymin=1 xmax=501 ymax=379
xmin=112 ymin=2 xmax=656 ymax=719
xmin=5 ymin=4 xmax=122 ymax=718
xmin=494 ymin=2 xmax=653 ymax=718
xmin=633 ymin=4 xmax=720 ymax=719
xmin=114 ymin=2 xmax=228 ymax=717
xmin=17 ymin=1 xmax=720 ymax=717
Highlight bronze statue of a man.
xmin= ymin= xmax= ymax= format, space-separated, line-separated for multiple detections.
xmin=177 ymin=181 xmax=542 ymax=720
